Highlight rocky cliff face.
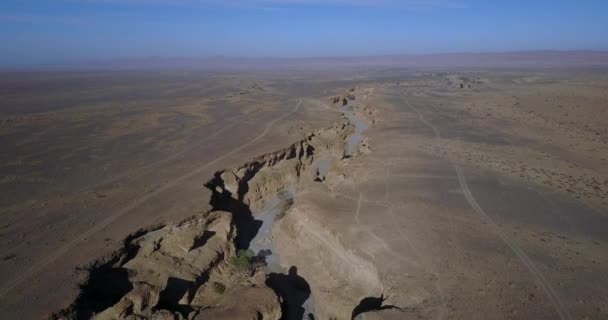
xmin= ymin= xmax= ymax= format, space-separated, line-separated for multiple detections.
xmin=53 ymin=89 xmax=382 ymax=320
xmin=210 ymin=119 xmax=352 ymax=206
xmin=273 ymin=205 xmax=384 ymax=319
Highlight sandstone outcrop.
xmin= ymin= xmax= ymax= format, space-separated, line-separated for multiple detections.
xmin=54 ymin=88 xmax=382 ymax=320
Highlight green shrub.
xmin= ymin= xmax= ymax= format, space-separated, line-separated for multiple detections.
xmin=212 ymin=281 xmax=226 ymax=294
xmin=230 ymin=249 xmax=255 ymax=270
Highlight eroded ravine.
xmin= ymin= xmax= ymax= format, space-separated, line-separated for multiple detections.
xmin=53 ymin=89 xmax=382 ymax=320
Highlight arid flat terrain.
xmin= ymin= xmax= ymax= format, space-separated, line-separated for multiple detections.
xmin=1 ymin=69 xmax=607 ymax=320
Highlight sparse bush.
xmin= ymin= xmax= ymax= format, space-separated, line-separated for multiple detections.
xmin=212 ymin=281 xmax=226 ymax=294
xmin=230 ymin=249 xmax=255 ymax=270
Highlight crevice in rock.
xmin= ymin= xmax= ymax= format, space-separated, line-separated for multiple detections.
xmin=206 ymin=184 xmax=260 ymax=250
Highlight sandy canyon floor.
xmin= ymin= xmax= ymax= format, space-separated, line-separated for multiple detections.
xmin=0 ymin=69 xmax=607 ymax=319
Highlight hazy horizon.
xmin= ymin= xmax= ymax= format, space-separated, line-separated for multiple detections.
xmin=2 ymin=0 xmax=608 ymax=67
xmin=3 ymin=50 xmax=608 ymax=71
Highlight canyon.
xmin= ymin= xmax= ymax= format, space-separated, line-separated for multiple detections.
xmin=1 ymin=70 xmax=607 ymax=320
xmin=52 ymin=88 xmax=384 ymax=320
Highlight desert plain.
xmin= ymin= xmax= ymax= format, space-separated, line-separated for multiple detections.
xmin=0 ymin=65 xmax=607 ymax=320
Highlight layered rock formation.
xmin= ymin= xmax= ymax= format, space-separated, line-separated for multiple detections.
xmin=53 ymin=89 xmax=385 ymax=320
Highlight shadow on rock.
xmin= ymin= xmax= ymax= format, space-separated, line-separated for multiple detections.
xmin=190 ymin=230 xmax=216 ymax=251
xmin=155 ymin=277 xmax=197 ymax=317
xmin=206 ymin=176 xmax=262 ymax=250
xmin=351 ymin=295 xmax=402 ymax=319
xmin=70 ymin=257 xmax=133 ymax=319
xmin=266 ymin=266 xmax=312 ymax=320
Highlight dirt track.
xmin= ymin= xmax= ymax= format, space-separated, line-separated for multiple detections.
xmin=0 ymin=100 xmax=301 ymax=301
xmin=404 ymin=95 xmax=571 ymax=320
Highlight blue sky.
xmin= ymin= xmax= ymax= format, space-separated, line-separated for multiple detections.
xmin=1 ymin=0 xmax=607 ymax=65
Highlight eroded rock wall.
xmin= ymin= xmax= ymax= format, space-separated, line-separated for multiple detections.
xmin=54 ymin=89 xmax=382 ymax=320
